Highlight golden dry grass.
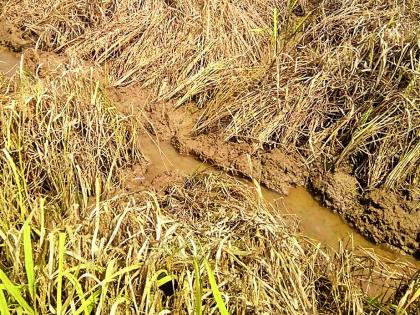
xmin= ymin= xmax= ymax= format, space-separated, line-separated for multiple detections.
xmin=2 ymin=0 xmax=419 ymax=194
xmin=0 ymin=1 xmax=419 ymax=314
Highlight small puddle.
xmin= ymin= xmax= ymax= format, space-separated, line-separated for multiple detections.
xmin=0 ymin=47 xmax=20 ymax=78
xmin=139 ymin=134 xmax=420 ymax=267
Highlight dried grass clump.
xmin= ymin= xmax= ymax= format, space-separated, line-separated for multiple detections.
xmin=0 ymin=65 xmax=142 ymax=218
xmin=1 ymin=169 xmax=418 ymax=314
xmin=3 ymin=0 xmax=418 ymax=193
xmin=196 ymin=0 xmax=420 ymax=192
xmin=1 ymin=0 xmax=281 ymax=90
xmin=0 ymin=0 xmax=111 ymax=49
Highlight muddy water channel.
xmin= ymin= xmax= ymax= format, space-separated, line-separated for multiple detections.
xmin=0 ymin=48 xmax=418 ymax=267
xmin=140 ymin=135 xmax=419 ymax=267
xmin=0 ymin=47 xmax=20 ymax=78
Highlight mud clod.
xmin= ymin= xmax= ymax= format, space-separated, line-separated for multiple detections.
xmin=311 ymin=171 xmax=420 ymax=255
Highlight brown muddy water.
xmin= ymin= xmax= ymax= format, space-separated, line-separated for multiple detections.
xmin=0 ymin=47 xmax=20 ymax=78
xmin=0 ymin=48 xmax=418 ymax=267
xmin=139 ymin=134 xmax=419 ymax=267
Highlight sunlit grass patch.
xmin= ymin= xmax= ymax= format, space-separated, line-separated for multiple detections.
xmin=0 ymin=1 xmax=419 ymax=313
xmin=0 ymin=67 xmax=141 ymax=214
xmin=0 ymin=170 xmax=418 ymax=314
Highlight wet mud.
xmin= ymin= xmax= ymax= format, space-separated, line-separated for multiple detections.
xmin=311 ymin=172 xmax=420 ymax=258
xmin=111 ymin=84 xmax=420 ymax=265
xmin=137 ymin=93 xmax=420 ymax=258
xmin=0 ymin=47 xmax=20 ymax=78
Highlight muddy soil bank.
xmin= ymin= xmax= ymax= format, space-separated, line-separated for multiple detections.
xmin=108 ymin=85 xmax=420 ymax=269
xmin=142 ymin=99 xmax=308 ymax=195
xmin=178 ymin=135 xmax=419 ymax=257
xmin=137 ymin=96 xmax=419 ymax=257
xmin=311 ymin=172 xmax=419 ymax=258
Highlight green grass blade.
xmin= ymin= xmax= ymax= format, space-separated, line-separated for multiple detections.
xmin=2 ymin=149 xmax=27 ymax=219
xmin=0 ymin=269 xmax=34 ymax=315
xmin=95 ymin=259 xmax=116 ymax=315
xmin=193 ymin=258 xmax=203 ymax=315
xmin=109 ymin=264 xmax=143 ymax=280
xmin=0 ymin=286 xmax=11 ymax=315
xmin=272 ymin=8 xmax=278 ymax=42
xmin=204 ymin=259 xmax=229 ymax=315
xmin=63 ymin=273 xmax=89 ymax=315
xmin=23 ymin=222 xmax=35 ymax=303
xmin=140 ymin=269 xmax=168 ymax=310
xmin=56 ymin=232 xmax=66 ymax=315
xmin=73 ymin=290 xmax=101 ymax=315
xmin=156 ymin=275 xmax=176 ymax=288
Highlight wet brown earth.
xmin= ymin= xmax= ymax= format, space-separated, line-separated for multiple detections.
xmin=1 ymin=46 xmax=419 ymax=267
xmin=130 ymin=90 xmax=419 ymax=258
xmin=111 ymin=84 xmax=420 ymax=266
xmin=0 ymin=47 xmax=20 ymax=78
xmin=130 ymin=131 xmax=419 ymax=266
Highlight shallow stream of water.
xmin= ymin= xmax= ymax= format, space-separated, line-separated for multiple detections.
xmin=140 ymin=135 xmax=419 ymax=266
xmin=0 ymin=48 xmax=20 ymax=78
xmin=1 ymin=48 xmax=418 ymax=267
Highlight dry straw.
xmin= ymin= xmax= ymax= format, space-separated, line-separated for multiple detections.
xmin=0 ymin=0 xmax=419 ymax=314
xmin=3 ymin=0 xmax=418 ymax=193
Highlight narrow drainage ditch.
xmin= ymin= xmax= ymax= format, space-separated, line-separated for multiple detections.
xmin=1 ymin=47 xmax=418 ymax=268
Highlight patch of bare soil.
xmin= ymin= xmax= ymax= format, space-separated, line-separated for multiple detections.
xmin=108 ymin=85 xmax=188 ymax=192
xmin=310 ymin=171 xmax=420 ymax=256
xmin=146 ymin=101 xmax=309 ymax=195
xmin=108 ymin=85 xmax=307 ymax=195
xmin=173 ymin=134 xmax=307 ymax=195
